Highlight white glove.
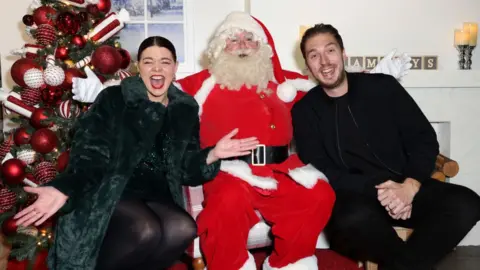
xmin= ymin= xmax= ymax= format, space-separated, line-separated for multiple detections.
xmin=72 ymin=68 xmax=106 ymax=103
xmin=369 ymin=49 xmax=413 ymax=80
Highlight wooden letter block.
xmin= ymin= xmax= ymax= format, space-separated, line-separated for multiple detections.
xmin=350 ymin=57 xmax=364 ymax=69
xmin=410 ymin=56 xmax=423 ymax=69
xmin=365 ymin=56 xmax=379 ymax=70
xmin=424 ymin=56 xmax=438 ymax=70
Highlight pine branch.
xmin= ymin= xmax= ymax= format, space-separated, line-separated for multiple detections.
xmin=0 ymin=211 xmax=14 ymax=225
xmin=8 ymin=234 xmax=38 ymax=261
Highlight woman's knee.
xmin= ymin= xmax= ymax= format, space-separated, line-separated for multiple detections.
xmin=163 ymin=211 xmax=197 ymax=245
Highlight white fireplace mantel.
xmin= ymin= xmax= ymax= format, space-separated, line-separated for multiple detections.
xmin=400 ymin=71 xmax=480 ymax=246
xmin=401 ymin=70 xmax=480 ymax=89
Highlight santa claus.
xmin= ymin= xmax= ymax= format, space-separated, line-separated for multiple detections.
xmin=70 ymin=11 xmax=411 ymax=270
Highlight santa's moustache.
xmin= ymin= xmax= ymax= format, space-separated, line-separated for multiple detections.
xmin=209 ymin=45 xmax=274 ymax=91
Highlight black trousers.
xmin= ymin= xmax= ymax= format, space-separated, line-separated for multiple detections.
xmin=325 ymin=178 xmax=480 ymax=270
xmin=95 ymin=199 xmax=197 ymax=270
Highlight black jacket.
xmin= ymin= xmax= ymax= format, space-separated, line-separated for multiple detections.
xmin=292 ymin=72 xmax=439 ymax=194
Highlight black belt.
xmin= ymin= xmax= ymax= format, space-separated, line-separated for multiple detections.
xmin=232 ymin=145 xmax=289 ymax=166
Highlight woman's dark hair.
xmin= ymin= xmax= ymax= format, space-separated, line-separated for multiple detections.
xmin=137 ymin=36 xmax=177 ymax=62
xmin=300 ymin=24 xmax=344 ymax=58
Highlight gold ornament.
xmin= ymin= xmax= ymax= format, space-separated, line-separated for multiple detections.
xmin=64 ymin=59 xmax=75 ymax=68
xmin=114 ymin=42 xmax=121 ymax=48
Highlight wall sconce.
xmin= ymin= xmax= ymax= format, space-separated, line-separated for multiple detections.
xmin=454 ymin=22 xmax=478 ymax=69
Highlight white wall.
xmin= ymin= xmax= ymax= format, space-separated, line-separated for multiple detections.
xmin=250 ymin=0 xmax=480 ymax=73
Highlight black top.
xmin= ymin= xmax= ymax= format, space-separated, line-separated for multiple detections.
xmin=292 ymin=72 xmax=439 ymax=195
xmin=122 ymin=105 xmax=173 ymax=202
xmin=334 ymin=94 xmax=383 ymax=175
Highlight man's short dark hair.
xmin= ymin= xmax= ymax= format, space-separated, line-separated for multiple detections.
xmin=300 ymin=24 xmax=344 ymax=58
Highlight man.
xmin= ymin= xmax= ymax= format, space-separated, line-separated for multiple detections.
xmin=69 ymin=12 xmax=411 ymax=270
xmin=292 ymin=23 xmax=480 ymax=270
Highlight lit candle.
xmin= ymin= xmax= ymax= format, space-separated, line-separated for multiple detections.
xmin=454 ymin=29 xmax=470 ymax=46
xmin=463 ymin=22 xmax=478 ymax=46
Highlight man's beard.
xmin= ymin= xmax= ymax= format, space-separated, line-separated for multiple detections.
xmin=317 ymin=62 xmax=347 ymax=91
xmin=209 ymin=45 xmax=274 ymax=91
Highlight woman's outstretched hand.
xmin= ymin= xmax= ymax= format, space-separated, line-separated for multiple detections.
xmin=14 ymin=186 xmax=68 ymax=227
xmin=207 ymin=128 xmax=259 ymax=164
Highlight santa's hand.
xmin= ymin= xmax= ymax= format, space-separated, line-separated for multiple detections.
xmin=72 ymin=67 xmax=105 ymax=103
xmin=370 ymin=49 xmax=412 ymax=80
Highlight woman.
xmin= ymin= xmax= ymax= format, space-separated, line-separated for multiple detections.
xmin=13 ymin=36 xmax=259 ymax=270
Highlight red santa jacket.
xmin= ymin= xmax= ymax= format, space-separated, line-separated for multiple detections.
xmin=176 ymin=69 xmax=327 ymax=190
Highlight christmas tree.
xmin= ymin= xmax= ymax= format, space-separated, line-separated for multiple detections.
xmin=0 ymin=0 xmax=132 ymax=268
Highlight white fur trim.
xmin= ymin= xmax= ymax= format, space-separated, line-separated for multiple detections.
xmin=193 ymin=76 xmax=216 ymax=116
xmin=220 ymin=160 xmax=278 ymax=190
xmin=288 ymin=164 xmax=328 ymax=189
xmin=276 ymin=78 xmax=317 ymax=102
xmin=240 ymin=252 xmax=256 ymax=270
xmin=215 ymin=11 xmax=267 ymax=43
xmin=276 ymin=81 xmax=297 ymax=103
xmin=263 ymin=255 xmax=318 ymax=270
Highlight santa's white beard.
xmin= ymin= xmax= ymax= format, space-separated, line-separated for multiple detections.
xmin=209 ymin=45 xmax=274 ymax=91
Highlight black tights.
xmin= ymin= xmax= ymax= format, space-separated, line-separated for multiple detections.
xmin=96 ymin=200 xmax=196 ymax=270
xmin=325 ymin=179 xmax=480 ymax=270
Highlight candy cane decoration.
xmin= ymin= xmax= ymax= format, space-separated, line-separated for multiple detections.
xmin=10 ymin=44 xmax=45 ymax=59
xmin=56 ymin=0 xmax=99 ymax=8
xmin=85 ymin=9 xmax=130 ymax=43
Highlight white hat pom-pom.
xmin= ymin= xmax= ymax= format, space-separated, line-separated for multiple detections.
xmin=277 ymin=81 xmax=297 ymax=102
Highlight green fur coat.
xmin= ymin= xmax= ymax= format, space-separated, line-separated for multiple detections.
xmin=45 ymin=76 xmax=220 ymax=269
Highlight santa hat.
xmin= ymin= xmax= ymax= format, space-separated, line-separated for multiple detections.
xmin=209 ymin=12 xmax=316 ymax=102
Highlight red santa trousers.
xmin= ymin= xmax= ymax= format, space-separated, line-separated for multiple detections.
xmin=197 ymin=171 xmax=335 ymax=269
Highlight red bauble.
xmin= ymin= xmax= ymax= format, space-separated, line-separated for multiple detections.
xmin=33 ymin=6 xmax=56 ymax=26
xmin=8 ymin=249 xmax=49 ymax=270
xmin=56 ymin=12 xmax=80 ymax=35
xmin=0 ymin=188 xmax=17 ymax=213
xmin=86 ymin=4 xmax=100 ymax=15
xmin=34 ymin=161 xmax=57 ymax=185
xmin=1 ymin=159 xmax=26 ymax=186
xmin=0 ymin=135 xmax=13 ymax=162
xmin=96 ymin=0 xmax=111 ymax=13
xmin=35 ymin=24 xmax=57 ymax=46
xmin=22 ymin=14 xmax=34 ymax=26
xmin=91 ymin=45 xmax=122 ymax=74
xmin=56 ymin=150 xmax=70 ymax=172
xmin=61 ymin=68 xmax=85 ymax=90
xmin=30 ymin=108 xmax=54 ymax=129
xmin=2 ymin=217 xmax=18 ymax=236
xmin=13 ymin=127 xmax=32 ymax=146
xmin=117 ymin=49 xmax=131 ymax=69
xmin=55 ymin=46 xmax=69 ymax=60
xmin=21 ymin=87 xmax=42 ymax=106
xmin=41 ymin=85 xmax=64 ymax=106
xmin=10 ymin=58 xmax=42 ymax=88
xmin=71 ymin=35 xmax=87 ymax=48
xmin=30 ymin=128 xmax=58 ymax=154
